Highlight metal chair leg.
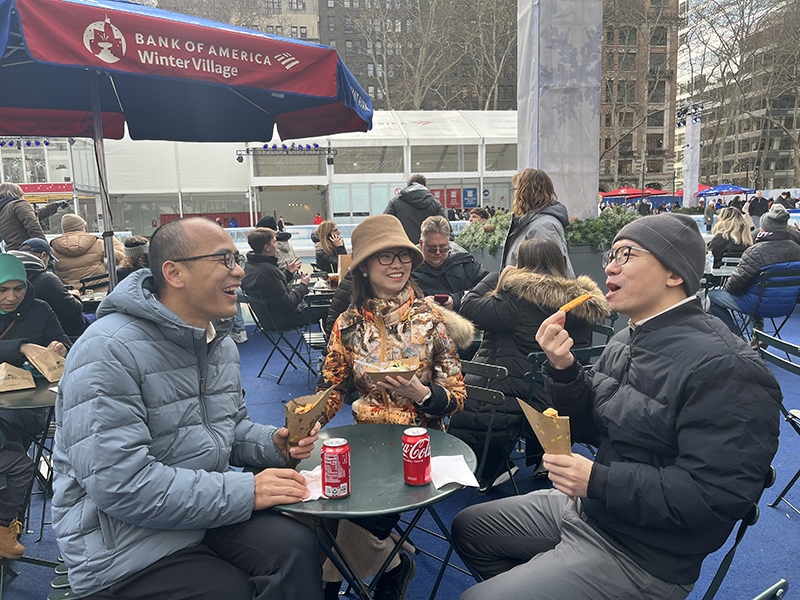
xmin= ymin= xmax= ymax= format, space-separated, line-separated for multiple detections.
xmin=768 ymin=464 xmax=800 ymax=515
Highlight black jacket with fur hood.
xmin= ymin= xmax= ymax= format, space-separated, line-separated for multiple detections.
xmin=449 ymin=270 xmax=609 ymax=478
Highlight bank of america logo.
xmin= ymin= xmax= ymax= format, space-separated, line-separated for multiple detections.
xmin=274 ymin=52 xmax=300 ymax=70
xmin=83 ymin=16 xmax=127 ymax=64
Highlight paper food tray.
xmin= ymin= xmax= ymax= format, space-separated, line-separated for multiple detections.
xmin=516 ymin=399 xmax=572 ymax=455
xmin=364 ymin=358 xmax=420 ymax=384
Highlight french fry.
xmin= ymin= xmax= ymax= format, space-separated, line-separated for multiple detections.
xmin=559 ymin=294 xmax=592 ymax=314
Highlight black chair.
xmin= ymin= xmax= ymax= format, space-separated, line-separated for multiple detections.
xmin=754 ymin=330 xmax=800 ymax=515
xmin=701 ymin=466 xmax=777 ymax=600
xmin=78 ymin=273 xmax=109 ymax=294
xmin=242 ymin=292 xmax=315 ymax=385
xmin=729 ymin=263 xmax=800 ymax=341
xmin=457 ymin=360 xmax=509 ymax=496
xmin=751 ymin=579 xmax=788 ymax=600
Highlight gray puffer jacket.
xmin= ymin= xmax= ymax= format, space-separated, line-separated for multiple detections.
xmin=52 ymin=269 xmax=287 ymax=596
xmin=500 ymin=203 xmax=575 ymax=276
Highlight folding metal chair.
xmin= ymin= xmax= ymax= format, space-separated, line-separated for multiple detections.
xmin=751 ymin=579 xmax=788 ymax=600
xmin=242 ymin=292 xmax=315 ymax=385
xmin=729 ymin=263 xmax=800 ymax=341
xmin=754 ymin=330 xmax=800 ymax=515
xmin=701 ymin=466 xmax=777 ymax=600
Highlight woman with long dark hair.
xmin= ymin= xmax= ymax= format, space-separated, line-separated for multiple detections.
xmin=451 ymin=238 xmax=609 ymax=488
xmin=500 ymin=169 xmax=574 ymax=276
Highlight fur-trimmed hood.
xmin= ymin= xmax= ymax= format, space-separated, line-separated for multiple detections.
xmin=494 ymin=270 xmax=610 ymax=323
xmin=434 ymin=304 xmax=476 ymax=349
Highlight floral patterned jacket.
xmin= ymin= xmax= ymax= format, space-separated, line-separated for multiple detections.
xmin=318 ymin=285 xmax=465 ymax=430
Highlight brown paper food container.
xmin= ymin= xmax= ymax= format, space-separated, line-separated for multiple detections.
xmin=516 ymin=400 xmax=572 ymax=455
xmin=364 ymin=358 xmax=420 ymax=384
xmin=338 ymin=254 xmax=352 ymax=280
xmin=284 ymin=387 xmax=333 ymax=467
xmin=28 ymin=348 xmax=66 ymax=383
xmin=0 ymin=363 xmax=35 ymax=392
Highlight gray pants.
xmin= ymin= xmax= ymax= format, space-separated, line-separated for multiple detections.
xmin=453 ymin=490 xmax=693 ymax=600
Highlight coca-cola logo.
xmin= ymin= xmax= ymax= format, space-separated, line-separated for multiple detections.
xmin=403 ymin=439 xmax=431 ymax=460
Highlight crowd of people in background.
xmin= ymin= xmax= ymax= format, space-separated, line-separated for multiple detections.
xmin=0 ymin=170 xmax=795 ymax=600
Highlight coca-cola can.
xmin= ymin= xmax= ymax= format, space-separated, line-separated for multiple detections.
xmin=402 ymin=427 xmax=431 ymax=485
xmin=321 ymin=438 xmax=350 ymax=498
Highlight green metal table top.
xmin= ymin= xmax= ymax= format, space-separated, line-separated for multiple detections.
xmin=0 ymin=378 xmax=57 ymax=410
xmin=277 ymin=424 xmax=476 ymax=519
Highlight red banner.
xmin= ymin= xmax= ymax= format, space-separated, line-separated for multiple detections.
xmin=430 ymin=189 xmax=445 ymax=208
xmin=0 ymin=107 xmax=125 ymax=138
xmin=446 ymin=188 xmax=462 ymax=209
xmin=20 ymin=183 xmax=74 ymax=193
xmin=16 ymin=0 xmax=339 ymax=97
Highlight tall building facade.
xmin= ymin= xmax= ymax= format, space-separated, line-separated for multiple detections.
xmin=675 ymin=0 xmax=799 ymax=191
xmin=598 ymin=0 xmax=680 ymax=194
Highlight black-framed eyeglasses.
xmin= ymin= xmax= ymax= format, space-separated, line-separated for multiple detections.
xmin=374 ymin=250 xmax=414 ymax=266
xmin=172 ymin=250 xmax=243 ymax=270
xmin=424 ymin=244 xmax=450 ymax=255
xmin=602 ymin=245 xmax=652 ymax=268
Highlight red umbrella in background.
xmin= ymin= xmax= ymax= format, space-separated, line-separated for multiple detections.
xmin=600 ymin=187 xmax=643 ymax=198
xmin=627 ymin=188 xmax=669 ymax=200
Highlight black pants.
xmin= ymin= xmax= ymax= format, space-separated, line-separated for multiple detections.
xmin=0 ymin=442 xmax=35 ymax=526
xmin=0 ymin=407 xmax=49 ymax=452
xmin=87 ymin=510 xmax=323 ymax=600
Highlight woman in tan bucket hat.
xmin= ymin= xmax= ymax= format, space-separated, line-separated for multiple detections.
xmin=316 ymin=214 xmax=473 ymax=600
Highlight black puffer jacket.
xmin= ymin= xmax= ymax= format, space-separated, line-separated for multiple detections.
xmin=311 ymin=232 xmax=347 ymax=274
xmin=706 ymin=235 xmax=749 ymax=269
xmin=543 ymin=298 xmax=780 ymax=585
xmin=0 ymin=285 xmax=71 ymax=448
xmin=725 ymin=230 xmax=800 ymax=296
xmin=411 ymin=243 xmax=489 ymax=311
xmin=383 ymin=183 xmax=448 ymax=243
xmin=242 ymin=252 xmax=307 ymax=329
xmin=9 ymin=251 xmax=84 ymax=335
xmin=324 ymin=273 xmax=353 ymax=338
xmin=448 ymin=271 xmax=608 ymax=479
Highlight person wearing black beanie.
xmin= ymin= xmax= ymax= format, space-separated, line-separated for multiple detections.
xmin=453 ymin=213 xmax=780 ymax=600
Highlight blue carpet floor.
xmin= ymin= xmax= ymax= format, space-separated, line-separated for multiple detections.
xmin=4 ymin=308 xmax=800 ymax=600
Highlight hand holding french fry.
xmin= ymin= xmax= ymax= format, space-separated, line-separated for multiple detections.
xmin=535 ymin=312 xmax=575 ymax=371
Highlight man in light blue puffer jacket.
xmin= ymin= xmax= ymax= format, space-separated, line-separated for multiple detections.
xmin=52 ymin=217 xmax=323 ymax=600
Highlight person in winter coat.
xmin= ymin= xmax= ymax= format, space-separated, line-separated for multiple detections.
xmin=242 ymin=227 xmax=318 ymax=330
xmin=313 ymin=220 xmax=347 ymax=275
xmin=0 ymin=254 xmax=69 ymax=451
xmin=454 ymin=213 xmax=780 ymax=600
xmin=708 ymin=204 xmax=800 ymax=336
xmin=383 ymin=174 xmax=448 ymax=243
xmin=703 ymin=200 xmax=716 ymax=233
xmin=50 ymin=214 xmax=124 ymax=292
xmin=0 ymin=182 xmax=46 ymax=251
xmin=255 ymin=215 xmax=297 ymax=270
xmin=450 ymin=238 xmax=609 ymax=487
xmin=52 ymin=217 xmax=323 ymax=600
xmin=412 ymin=216 xmax=488 ymax=312
xmin=318 ymin=214 xmax=471 ymax=600
xmin=707 ymin=207 xmax=752 ymax=269
xmin=500 ymin=169 xmax=574 ymax=276
xmin=10 ymin=238 xmax=84 ymax=336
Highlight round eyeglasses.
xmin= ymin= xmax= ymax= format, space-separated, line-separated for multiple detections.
xmin=602 ymin=245 xmax=652 ymax=268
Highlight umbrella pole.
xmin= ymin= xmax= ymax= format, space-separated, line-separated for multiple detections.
xmin=90 ymin=71 xmax=118 ymax=292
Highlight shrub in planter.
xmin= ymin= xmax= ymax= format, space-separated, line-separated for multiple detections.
xmin=454 ymin=211 xmax=512 ymax=255
xmin=565 ymin=206 xmax=641 ymax=253
xmin=672 ymin=206 xmax=704 ymax=215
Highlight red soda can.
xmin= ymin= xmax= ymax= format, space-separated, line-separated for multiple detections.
xmin=402 ymin=427 xmax=431 ymax=485
xmin=321 ymin=438 xmax=350 ymax=498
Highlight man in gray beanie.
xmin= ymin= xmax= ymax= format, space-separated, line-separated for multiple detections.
xmin=453 ymin=213 xmax=780 ymax=600
xmin=709 ymin=203 xmax=800 ymax=336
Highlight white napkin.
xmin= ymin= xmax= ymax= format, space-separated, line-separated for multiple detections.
xmin=430 ymin=455 xmax=479 ymax=490
xmin=299 ymin=465 xmax=327 ymax=501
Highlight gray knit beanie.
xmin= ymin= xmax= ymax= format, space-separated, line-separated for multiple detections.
xmin=760 ymin=204 xmax=790 ymax=232
xmin=614 ymin=213 xmax=705 ymax=296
